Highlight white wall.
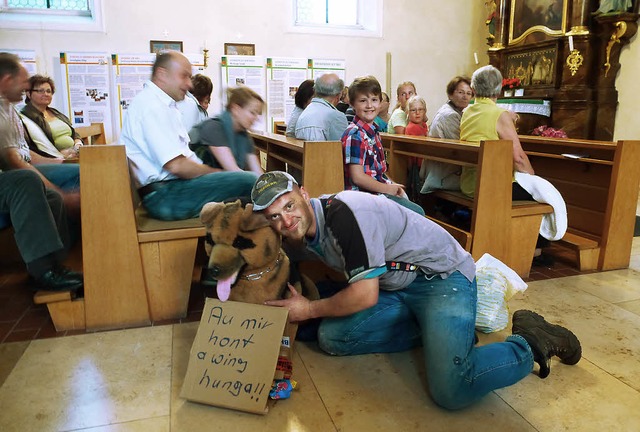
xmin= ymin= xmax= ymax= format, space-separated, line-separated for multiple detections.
xmin=1 ymin=0 xmax=634 ymax=140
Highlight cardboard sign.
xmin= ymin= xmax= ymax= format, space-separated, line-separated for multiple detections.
xmin=180 ymin=299 xmax=289 ymax=414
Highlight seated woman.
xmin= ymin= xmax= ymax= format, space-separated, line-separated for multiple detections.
xmin=177 ymin=73 xmax=212 ymax=132
xmin=21 ymin=75 xmax=83 ymax=159
xmin=285 ymin=79 xmax=314 ymax=137
xmin=460 ymin=65 xmax=534 ymax=198
xmin=387 ymin=81 xmax=417 ymax=134
xmin=461 ymin=65 xmax=560 ymax=263
xmin=190 ymin=86 xmax=264 ymax=176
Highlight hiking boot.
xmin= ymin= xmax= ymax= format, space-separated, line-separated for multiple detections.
xmin=512 ymin=309 xmax=581 ymax=379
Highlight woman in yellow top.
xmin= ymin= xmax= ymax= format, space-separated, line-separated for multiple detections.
xmin=459 ymin=65 xmax=534 ymax=198
xmin=21 ymin=75 xmax=83 ymax=159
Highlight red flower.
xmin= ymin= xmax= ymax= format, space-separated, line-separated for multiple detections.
xmin=531 ymin=125 xmax=568 ymax=138
xmin=501 ymin=78 xmax=521 ymax=90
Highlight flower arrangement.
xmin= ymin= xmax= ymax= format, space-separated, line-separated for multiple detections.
xmin=501 ymin=77 xmax=522 ymax=90
xmin=531 ymin=125 xmax=568 ymax=138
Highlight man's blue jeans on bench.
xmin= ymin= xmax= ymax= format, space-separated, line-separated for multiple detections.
xmin=141 ymin=171 xmax=258 ymax=221
xmin=317 ymin=270 xmax=534 ymax=410
xmin=36 ymin=163 xmax=80 ymax=192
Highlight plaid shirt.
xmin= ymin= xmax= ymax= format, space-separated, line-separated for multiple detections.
xmin=342 ymin=115 xmax=390 ymax=190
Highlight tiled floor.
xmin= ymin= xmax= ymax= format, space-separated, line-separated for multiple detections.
xmin=1 ymin=239 xmax=639 ymax=431
xmin=0 ymin=247 xmax=586 ymax=344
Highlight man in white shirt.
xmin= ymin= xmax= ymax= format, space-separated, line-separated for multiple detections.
xmin=295 ymin=73 xmax=348 ymax=141
xmin=121 ymin=51 xmax=256 ymax=220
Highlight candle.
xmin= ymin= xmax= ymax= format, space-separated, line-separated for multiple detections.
xmin=569 ymin=35 xmax=574 ymax=52
xmin=474 ymin=52 xmax=479 ymax=65
xmin=204 ymin=39 xmax=208 ymax=50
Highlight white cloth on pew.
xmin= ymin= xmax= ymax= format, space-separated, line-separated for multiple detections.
xmin=419 ymin=160 xmax=462 ymax=194
xmin=514 ymin=172 xmax=567 ymax=241
xmin=19 ymin=113 xmax=64 ymax=158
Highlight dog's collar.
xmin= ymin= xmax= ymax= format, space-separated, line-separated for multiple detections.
xmin=240 ymin=251 xmax=284 ymax=281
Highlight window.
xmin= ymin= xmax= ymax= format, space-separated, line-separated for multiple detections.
xmin=296 ymin=0 xmax=359 ymax=27
xmin=6 ymin=0 xmax=90 ymax=13
xmin=0 ymin=0 xmax=103 ymax=31
xmin=290 ymin=0 xmax=382 ymax=38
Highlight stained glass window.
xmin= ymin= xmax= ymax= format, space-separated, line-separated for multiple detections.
xmin=6 ymin=0 xmax=90 ymax=12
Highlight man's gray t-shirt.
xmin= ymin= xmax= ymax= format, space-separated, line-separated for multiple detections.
xmin=303 ymin=191 xmax=476 ymax=290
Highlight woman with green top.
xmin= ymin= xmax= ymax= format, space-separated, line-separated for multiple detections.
xmin=459 ymin=65 xmax=534 ymax=198
xmin=21 ymin=75 xmax=83 ymax=159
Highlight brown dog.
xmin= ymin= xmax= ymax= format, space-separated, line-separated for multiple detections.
xmin=200 ymin=199 xmax=318 ymax=305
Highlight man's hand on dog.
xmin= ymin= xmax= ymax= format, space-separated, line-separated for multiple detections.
xmin=265 ymin=283 xmax=312 ymax=322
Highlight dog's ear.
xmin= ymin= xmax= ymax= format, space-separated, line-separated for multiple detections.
xmin=240 ymin=203 xmax=271 ymax=232
xmin=200 ymin=202 xmax=226 ymax=227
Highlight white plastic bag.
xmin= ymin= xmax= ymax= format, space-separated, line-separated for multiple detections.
xmin=475 ymin=253 xmax=528 ymax=333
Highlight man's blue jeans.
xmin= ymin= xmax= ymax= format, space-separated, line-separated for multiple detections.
xmin=317 ymin=271 xmax=534 ymax=410
xmin=36 ymin=163 xmax=80 ymax=192
xmin=141 ymin=171 xmax=258 ymax=220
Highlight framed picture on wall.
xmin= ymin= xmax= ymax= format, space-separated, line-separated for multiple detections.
xmin=224 ymin=43 xmax=255 ymax=56
xmin=150 ymin=40 xmax=184 ymax=54
xmin=509 ymin=0 xmax=568 ymax=44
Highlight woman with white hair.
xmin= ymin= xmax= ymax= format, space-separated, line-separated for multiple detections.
xmin=459 ymin=65 xmax=534 ymax=198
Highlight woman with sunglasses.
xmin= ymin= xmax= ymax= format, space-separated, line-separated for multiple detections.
xmin=21 ymin=75 xmax=83 ymax=158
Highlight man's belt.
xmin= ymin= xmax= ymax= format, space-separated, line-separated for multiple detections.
xmin=386 ymin=261 xmax=419 ymax=272
xmin=138 ymin=180 xmax=176 ymax=199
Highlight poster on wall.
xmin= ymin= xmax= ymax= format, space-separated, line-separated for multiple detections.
xmin=308 ymin=58 xmax=346 ymax=81
xmin=2 ymin=49 xmax=38 ymax=75
xmin=2 ymin=49 xmax=38 ymax=110
xmin=266 ymin=57 xmax=308 ymax=133
xmin=221 ymin=55 xmax=266 ymax=132
xmin=111 ymin=53 xmax=155 ymax=129
xmin=112 ymin=52 xmax=206 ymax=131
xmin=59 ymin=52 xmax=113 ymax=142
xmin=185 ymin=53 xmax=206 ymax=75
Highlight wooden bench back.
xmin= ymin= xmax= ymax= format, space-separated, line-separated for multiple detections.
xmin=79 ymin=144 xmax=150 ymax=328
xmin=518 ymin=135 xmax=640 ymax=269
xmin=381 ymin=133 xmax=514 ymax=262
xmin=249 ymin=131 xmax=344 ymax=197
xmin=76 ymin=122 xmax=106 ymax=145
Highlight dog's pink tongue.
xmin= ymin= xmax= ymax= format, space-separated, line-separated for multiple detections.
xmin=217 ymin=277 xmax=232 ymax=302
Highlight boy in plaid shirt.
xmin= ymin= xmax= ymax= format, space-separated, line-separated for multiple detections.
xmin=341 ymin=76 xmax=424 ymax=215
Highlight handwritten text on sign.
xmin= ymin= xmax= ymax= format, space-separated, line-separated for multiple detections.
xmin=181 ymin=299 xmax=288 ymax=414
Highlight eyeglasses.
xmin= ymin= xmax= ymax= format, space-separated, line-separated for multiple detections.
xmin=31 ymin=88 xmax=53 ymax=94
xmin=455 ymin=90 xmax=473 ymax=97
xmin=410 ymin=108 xmax=426 ymax=113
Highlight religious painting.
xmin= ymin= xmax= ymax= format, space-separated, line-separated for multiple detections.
xmin=224 ymin=43 xmax=256 ymax=56
xmin=149 ymin=40 xmax=183 ymax=54
xmin=509 ymin=0 xmax=568 ymax=44
xmin=504 ymin=47 xmax=558 ymax=86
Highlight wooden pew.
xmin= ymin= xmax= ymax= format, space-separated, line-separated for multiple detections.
xmin=76 ymin=122 xmax=106 ymax=145
xmin=36 ymin=145 xmax=206 ymax=331
xmin=249 ymin=131 xmax=344 ymax=197
xmin=518 ymin=135 xmax=640 ymax=271
xmin=381 ymin=133 xmax=552 ymax=277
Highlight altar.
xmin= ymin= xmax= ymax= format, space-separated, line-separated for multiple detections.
xmin=486 ymin=0 xmax=640 ymax=140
